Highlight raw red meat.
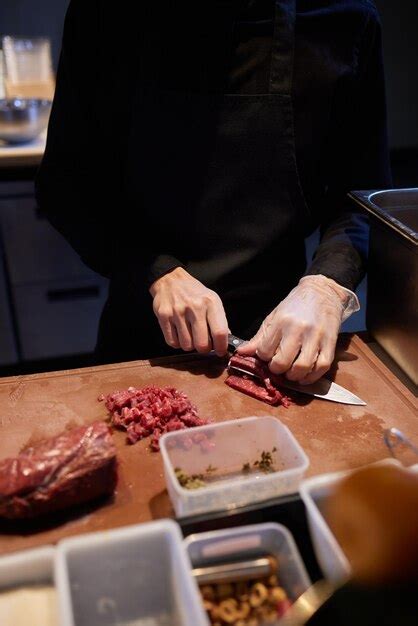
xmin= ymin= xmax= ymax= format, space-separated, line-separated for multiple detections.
xmin=226 ymin=354 xmax=290 ymax=407
xmin=0 ymin=422 xmax=117 ymax=520
xmin=100 ymin=386 xmax=208 ymax=450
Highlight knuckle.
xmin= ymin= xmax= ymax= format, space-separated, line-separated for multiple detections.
xmin=269 ymin=358 xmax=288 ymax=374
xmin=319 ymin=349 xmax=333 ymax=363
xmin=279 ymin=313 xmax=293 ymax=327
xmin=157 ymin=307 xmax=171 ymax=321
xmin=287 ymin=366 xmax=309 ymax=381
xmin=173 ymin=305 xmax=186 ymax=318
xmin=190 ymin=298 xmax=204 ymax=311
xmin=317 ymin=355 xmax=332 ymax=368
xmin=202 ymin=293 xmax=214 ymax=306
xmin=257 ymin=347 xmax=273 ymax=362
xmin=295 ymin=358 xmax=312 ymax=371
xmin=208 ymin=290 xmax=220 ymax=303
xmin=298 ymin=320 xmax=314 ymax=333
xmin=195 ymin=343 xmax=211 ymax=354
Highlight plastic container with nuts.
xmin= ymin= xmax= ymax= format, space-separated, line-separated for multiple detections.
xmin=185 ymin=523 xmax=311 ymax=625
xmin=160 ymin=416 xmax=309 ymax=518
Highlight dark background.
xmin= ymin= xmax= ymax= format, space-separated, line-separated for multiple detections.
xmin=1 ymin=0 xmax=418 ymax=154
xmin=0 ymin=0 xmax=417 ymax=374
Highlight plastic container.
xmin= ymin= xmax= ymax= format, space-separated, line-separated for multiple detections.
xmin=185 ymin=523 xmax=311 ymax=603
xmin=299 ymin=472 xmax=351 ymax=584
xmin=0 ymin=546 xmax=57 ymax=625
xmin=0 ymin=545 xmax=55 ymax=589
xmin=160 ymin=416 xmax=310 ymax=518
xmin=300 ymin=459 xmax=401 ymax=584
xmin=56 ymin=519 xmax=208 ymax=626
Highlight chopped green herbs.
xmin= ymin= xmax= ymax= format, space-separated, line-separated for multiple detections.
xmin=244 ymin=448 xmax=277 ymax=474
xmin=174 ymin=467 xmax=206 ymax=490
xmin=175 ymin=449 xmax=277 ymax=490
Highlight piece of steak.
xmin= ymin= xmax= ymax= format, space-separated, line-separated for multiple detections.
xmin=100 ymin=385 xmax=208 ymax=450
xmin=0 ymin=422 xmax=117 ymax=520
xmin=226 ymin=354 xmax=290 ymax=407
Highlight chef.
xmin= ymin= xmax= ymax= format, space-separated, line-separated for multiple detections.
xmin=36 ymin=0 xmax=391 ymax=383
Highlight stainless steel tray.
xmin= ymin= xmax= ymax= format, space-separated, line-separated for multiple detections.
xmin=350 ymin=189 xmax=418 ymax=387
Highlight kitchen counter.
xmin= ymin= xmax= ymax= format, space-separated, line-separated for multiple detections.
xmin=0 ymin=131 xmax=45 ymax=169
xmin=0 ymin=334 xmax=416 ymax=555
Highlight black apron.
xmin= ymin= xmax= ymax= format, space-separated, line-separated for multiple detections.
xmin=96 ymin=0 xmax=310 ymax=363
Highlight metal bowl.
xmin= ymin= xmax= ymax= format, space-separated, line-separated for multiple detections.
xmin=0 ymin=98 xmax=51 ymax=144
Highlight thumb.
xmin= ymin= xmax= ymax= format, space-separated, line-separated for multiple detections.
xmin=236 ymin=332 xmax=262 ymax=356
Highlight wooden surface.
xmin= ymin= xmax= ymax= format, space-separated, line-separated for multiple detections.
xmin=0 ymin=334 xmax=416 ymax=556
xmin=0 ymin=132 xmax=45 ymax=168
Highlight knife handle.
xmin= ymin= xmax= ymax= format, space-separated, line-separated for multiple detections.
xmin=227 ymin=333 xmax=247 ymax=352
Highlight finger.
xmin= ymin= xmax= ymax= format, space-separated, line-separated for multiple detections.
xmin=161 ymin=320 xmax=181 ymax=349
xmin=299 ymin=341 xmax=336 ymax=384
xmin=236 ymin=339 xmax=257 ymax=355
xmin=186 ymin=310 xmax=212 ymax=354
xmin=268 ymin=334 xmax=302 ymax=375
xmin=173 ymin=314 xmax=194 ymax=352
xmin=237 ymin=311 xmax=276 ymax=357
xmin=236 ymin=329 xmax=263 ymax=356
xmin=256 ymin=320 xmax=283 ymax=362
xmin=207 ymin=300 xmax=229 ymax=356
xmin=155 ymin=309 xmax=180 ymax=349
xmin=285 ymin=334 xmax=321 ymax=381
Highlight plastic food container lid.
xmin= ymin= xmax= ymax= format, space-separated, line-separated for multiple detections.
xmin=160 ymin=416 xmax=310 ymax=518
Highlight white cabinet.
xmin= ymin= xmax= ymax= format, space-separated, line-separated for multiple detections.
xmin=0 ymin=194 xmax=100 ymax=285
xmin=13 ymin=278 xmax=107 ymax=360
xmin=0 ymin=182 xmax=108 ymax=363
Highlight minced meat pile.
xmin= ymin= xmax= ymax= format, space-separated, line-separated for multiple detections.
xmin=99 ymin=386 xmax=207 ymax=451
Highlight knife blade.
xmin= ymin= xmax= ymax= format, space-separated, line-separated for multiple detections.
xmin=227 ymin=334 xmax=366 ymax=406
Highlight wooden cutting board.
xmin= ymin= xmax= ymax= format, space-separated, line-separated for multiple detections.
xmin=0 ymin=335 xmax=416 ymax=555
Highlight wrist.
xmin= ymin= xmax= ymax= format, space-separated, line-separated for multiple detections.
xmin=300 ymin=274 xmax=360 ymax=321
xmin=149 ymin=266 xmax=188 ymax=296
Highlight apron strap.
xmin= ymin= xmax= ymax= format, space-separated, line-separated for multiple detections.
xmin=269 ymin=0 xmax=296 ymax=95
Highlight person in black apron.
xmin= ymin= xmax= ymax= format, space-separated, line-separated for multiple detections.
xmin=36 ymin=1 xmax=391 ymax=381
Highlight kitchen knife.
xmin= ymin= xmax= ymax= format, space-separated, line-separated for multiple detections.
xmin=227 ymin=334 xmax=366 ymax=406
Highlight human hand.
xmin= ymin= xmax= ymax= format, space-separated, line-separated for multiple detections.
xmin=237 ymin=275 xmax=349 ymax=384
xmin=150 ymin=267 xmax=229 ymax=356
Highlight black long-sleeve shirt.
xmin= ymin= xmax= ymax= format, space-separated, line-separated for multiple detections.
xmin=36 ymin=0 xmax=391 ymax=294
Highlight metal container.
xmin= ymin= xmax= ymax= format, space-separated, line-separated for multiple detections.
xmin=349 ymin=189 xmax=418 ymax=386
xmin=0 ymin=98 xmax=51 ymax=143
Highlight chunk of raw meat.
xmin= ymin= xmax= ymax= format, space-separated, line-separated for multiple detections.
xmin=0 ymin=422 xmax=117 ymax=520
xmin=226 ymin=355 xmax=290 ymax=407
xmin=100 ymin=386 xmax=208 ymax=450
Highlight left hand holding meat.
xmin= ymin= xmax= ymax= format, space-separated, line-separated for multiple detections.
xmin=237 ymin=275 xmax=355 ymax=384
